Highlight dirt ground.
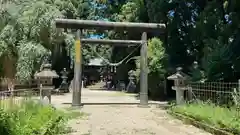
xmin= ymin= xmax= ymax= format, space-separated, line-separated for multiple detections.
xmin=51 ymin=89 xmax=212 ymax=135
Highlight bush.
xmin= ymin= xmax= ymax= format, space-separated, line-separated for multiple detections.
xmin=0 ymin=99 xmax=69 ymax=135
xmin=0 ymin=109 xmax=14 ymax=135
xmin=170 ymin=102 xmax=240 ymax=134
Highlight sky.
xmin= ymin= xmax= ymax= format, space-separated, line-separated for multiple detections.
xmin=88 ymin=1 xmax=108 ymax=39
xmin=89 ymin=34 xmax=104 ymax=39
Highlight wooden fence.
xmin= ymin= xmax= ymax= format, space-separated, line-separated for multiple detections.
xmin=0 ymin=78 xmax=38 ymax=91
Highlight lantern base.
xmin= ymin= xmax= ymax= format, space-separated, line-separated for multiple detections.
xmin=138 ymin=104 xmax=150 ymax=108
xmin=71 ymin=104 xmax=83 ymax=108
xmin=175 ymin=89 xmax=186 ymax=105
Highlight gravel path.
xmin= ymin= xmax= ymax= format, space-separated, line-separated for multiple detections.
xmin=51 ymin=89 xmax=212 ymax=135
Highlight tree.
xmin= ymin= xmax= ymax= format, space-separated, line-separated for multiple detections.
xmin=133 ymin=38 xmax=167 ymax=98
xmin=0 ymin=0 xmax=96 ymax=83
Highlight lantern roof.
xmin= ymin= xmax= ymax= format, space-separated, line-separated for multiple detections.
xmin=34 ymin=64 xmax=59 ymax=78
xmin=167 ymin=67 xmax=190 ymax=80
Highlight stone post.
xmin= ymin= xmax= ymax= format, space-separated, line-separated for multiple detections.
xmin=139 ymin=32 xmax=148 ymax=107
xmin=175 ymin=81 xmax=185 ymax=105
xmin=72 ymin=29 xmax=82 ymax=107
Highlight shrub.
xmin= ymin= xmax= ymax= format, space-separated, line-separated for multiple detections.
xmin=0 ymin=109 xmax=14 ymax=135
xmin=0 ymin=99 xmax=69 ymax=135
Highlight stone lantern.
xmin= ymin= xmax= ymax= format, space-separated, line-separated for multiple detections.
xmin=126 ymin=70 xmax=136 ymax=93
xmin=59 ymin=68 xmax=69 ymax=93
xmin=34 ymin=63 xmax=59 ymax=104
xmin=167 ymin=67 xmax=190 ymax=105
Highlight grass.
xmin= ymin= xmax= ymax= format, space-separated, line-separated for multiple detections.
xmin=170 ymin=102 xmax=240 ymax=134
xmin=0 ymin=98 xmax=85 ymax=135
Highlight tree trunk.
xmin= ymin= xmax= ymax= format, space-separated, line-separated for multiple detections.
xmin=2 ymin=55 xmax=17 ymax=91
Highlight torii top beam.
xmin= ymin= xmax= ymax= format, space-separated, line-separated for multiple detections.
xmin=55 ymin=19 xmax=165 ymax=33
xmin=81 ymin=39 xmax=142 ymax=46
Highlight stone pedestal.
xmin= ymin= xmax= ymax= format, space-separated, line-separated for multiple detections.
xmin=40 ymin=85 xmax=54 ymax=104
xmin=175 ymin=88 xmax=186 ymax=105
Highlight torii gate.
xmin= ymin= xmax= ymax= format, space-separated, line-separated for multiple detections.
xmin=55 ymin=19 xmax=165 ymax=107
